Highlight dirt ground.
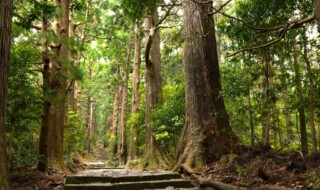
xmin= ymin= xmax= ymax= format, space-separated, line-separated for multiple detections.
xmin=10 ymin=147 xmax=320 ymax=190
xmin=11 ymin=160 xmax=87 ymax=190
xmin=197 ymin=146 xmax=320 ymax=189
xmin=11 ymin=168 xmax=66 ymax=190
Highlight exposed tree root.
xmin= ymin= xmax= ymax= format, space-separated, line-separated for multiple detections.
xmin=178 ymin=164 xmax=295 ymax=190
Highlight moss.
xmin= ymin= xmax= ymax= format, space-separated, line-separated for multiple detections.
xmin=49 ymin=159 xmax=70 ymax=174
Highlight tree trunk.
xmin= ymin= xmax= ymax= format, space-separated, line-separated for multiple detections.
xmin=292 ymin=44 xmax=308 ymax=155
xmin=302 ymin=38 xmax=317 ymax=153
xmin=85 ymin=68 xmax=92 ymax=155
xmin=279 ymin=59 xmax=293 ymax=143
xmin=143 ymin=9 xmax=167 ymax=168
xmin=261 ymin=56 xmax=271 ymax=146
xmin=314 ymin=0 xmax=320 ymax=32
xmin=174 ymin=0 xmax=238 ymax=171
xmin=69 ymin=0 xmax=89 ymax=112
xmin=0 ymin=0 xmax=12 ymax=188
xmin=243 ymin=62 xmax=254 ymax=146
xmin=119 ymin=34 xmax=131 ymax=166
xmin=129 ymin=22 xmax=141 ymax=161
xmin=38 ymin=2 xmax=50 ymax=171
xmin=67 ymin=12 xmax=76 ymax=110
xmin=111 ymin=83 xmax=121 ymax=157
xmin=46 ymin=0 xmax=70 ymax=169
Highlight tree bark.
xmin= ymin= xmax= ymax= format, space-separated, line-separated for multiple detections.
xmin=46 ymin=0 xmax=70 ymax=169
xmin=129 ymin=22 xmax=141 ymax=161
xmin=85 ymin=67 xmax=92 ymax=155
xmin=243 ymin=61 xmax=254 ymax=146
xmin=143 ymin=9 xmax=167 ymax=168
xmin=302 ymin=37 xmax=317 ymax=153
xmin=111 ymin=81 xmax=121 ymax=157
xmin=0 ymin=0 xmax=13 ymax=188
xmin=292 ymin=44 xmax=308 ymax=155
xmin=119 ymin=34 xmax=131 ymax=166
xmin=261 ymin=56 xmax=271 ymax=146
xmin=174 ymin=0 xmax=238 ymax=171
xmin=38 ymin=1 xmax=50 ymax=171
xmin=314 ymin=0 xmax=320 ymax=32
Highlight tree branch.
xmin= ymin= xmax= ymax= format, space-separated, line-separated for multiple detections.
xmin=13 ymin=13 xmax=42 ymax=30
xmin=226 ymin=15 xmax=315 ymax=57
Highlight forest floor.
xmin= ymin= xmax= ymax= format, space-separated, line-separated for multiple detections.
xmin=10 ymin=147 xmax=320 ymax=190
xmin=189 ymin=146 xmax=320 ymax=190
xmin=10 ymin=161 xmax=86 ymax=190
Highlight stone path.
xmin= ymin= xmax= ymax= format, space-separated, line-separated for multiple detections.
xmin=64 ymin=164 xmax=198 ymax=190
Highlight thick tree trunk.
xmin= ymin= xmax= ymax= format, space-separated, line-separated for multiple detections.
xmin=174 ymin=0 xmax=238 ymax=171
xmin=119 ymin=34 xmax=131 ymax=166
xmin=46 ymin=0 xmax=70 ymax=169
xmin=292 ymin=44 xmax=308 ymax=155
xmin=0 ymin=0 xmax=12 ymax=188
xmin=302 ymin=38 xmax=317 ymax=153
xmin=143 ymin=10 xmax=167 ymax=168
xmin=38 ymin=3 xmax=50 ymax=171
xmin=129 ymin=22 xmax=141 ymax=161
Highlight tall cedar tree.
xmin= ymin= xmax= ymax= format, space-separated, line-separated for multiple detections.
xmin=174 ymin=0 xmax=238 ymax=171
xmin=0 ymin=0 xmax=13 ymax=188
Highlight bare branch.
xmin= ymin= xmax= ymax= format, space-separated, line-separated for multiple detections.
xmin=156 ymin=0 xmax=179 ymax=29
xmin=209 ymin=0 xmax=232 ymax=15
xmin=226 ymin=15 xmax=315 ymax=57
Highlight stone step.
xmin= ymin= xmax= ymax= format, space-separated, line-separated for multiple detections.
xmin=64 ymin=179 xmax=195 ymax=190
xmin=85 ymin=161 xmax=106 ymax=169
xmin=66 ymin=173 xmax=181 ymax=184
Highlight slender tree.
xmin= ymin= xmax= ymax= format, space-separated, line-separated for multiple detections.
xmin=292 ymin=44 xmax=308 ymax=155
xmin=119 ymin=34 xmax=132 ymax=166
xmin=302 ymin=36 xmax=317 ymax=153
xmin=174 ymin=0 xmax=238 ymax=171
xmin=143 ymin=8 xmax=167 ymax=168
xmin=243 ymin=59 xmax=254 ymax=146
xmin=261 ymin=54 xmax=271 ymax=146
xmin=85 ymin=66 xmax=92 ymax=154
xmin=110 ymin=70 xmax=122 ymax=158
xmin=0 ymin=0 xmax=13 ymax=188
xmin=129 ymin=22 xmax=141 ymax=161
xmin=38 ymin=0 xmax=50 ymax=172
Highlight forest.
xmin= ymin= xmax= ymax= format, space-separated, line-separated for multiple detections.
xmin=1 ymin=0 xmax=320 ymax=189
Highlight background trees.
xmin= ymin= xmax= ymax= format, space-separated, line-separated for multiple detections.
xmin=4 ymin=0 xmax=320 ymax=187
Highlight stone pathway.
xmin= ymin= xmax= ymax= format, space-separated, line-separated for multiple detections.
xmin=64 ymin=166 xmax=198 ymax=190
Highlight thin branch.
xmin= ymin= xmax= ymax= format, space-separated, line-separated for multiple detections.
xmin=191 ymin=0 xmax=213 ymax=4
xmin=156 ymin=0 xmax=179 ymax=29
xmin=209 ymin=7 xmax=263 ymax=31
xmin=159 ymin=3 xmax=182 ymax=7
xmin=209 ymin=0 xmax=232 ymax=15
xmin=226 ymin=15 xmax=315 ymax=57
xmin=226 ymin=37 xmax=283 ymax=58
